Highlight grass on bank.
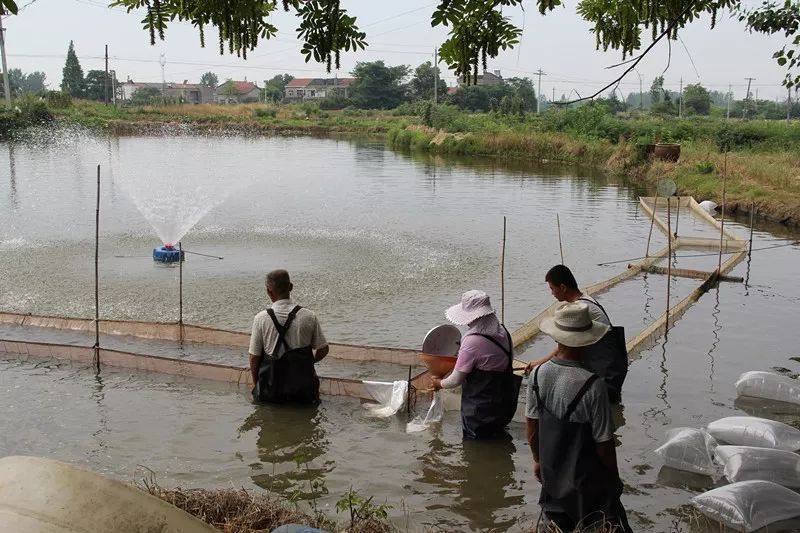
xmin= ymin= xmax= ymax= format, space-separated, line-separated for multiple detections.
xmin=6 ymin=97 xmax=800 ymax=224
xmin=140 ymin=481 xmax=722 ymax=533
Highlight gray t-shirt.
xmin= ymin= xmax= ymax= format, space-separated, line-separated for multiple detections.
xmin=525 ymin=358 xmax=614 ymax=443
xmin=248 ymin=299 xmax=327 ymax=359
xmin=579 ymin=295 xmax=611 ymax=326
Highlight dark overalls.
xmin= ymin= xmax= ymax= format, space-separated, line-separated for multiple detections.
xmin=578 ymin=298 xmax=628 ymax=404
xmin=532 ymin=365 xmax=631 ymax=532
xmin=460 ymin=326 xmax=522 ymax=440
xmin=253 ymin=305 xmax=320 ymax=405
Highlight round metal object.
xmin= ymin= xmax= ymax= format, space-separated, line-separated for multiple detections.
xmin=656 ymin=178 xmax=677 ymax=198
xmin=421 ymin=324 xmax=461 ymax=356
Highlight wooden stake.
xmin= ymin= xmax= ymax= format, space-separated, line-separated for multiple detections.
xmin=94 ymin=164 xmax=100 ymax=372
xmin=748 ymin=201 xmax=755 ymax=260
xmin=556 ymin=213 xmax=564 ymax=264
xmin=673 ymin=196 xmax=680 ymax=238
xmin=501 ymin=216 xmax=507 ymax=324
xmin=407 ymin=366 xmax=412 ymax=415
xmin=178 ymin=240 xmax=184 ymax=344
xmin=718 ymin=154 xmax=728 ymax=272
xmin=666 ymin=198 xmax=672 ymax=336
xmin=645 ymin=195 xmax=659 ymax=257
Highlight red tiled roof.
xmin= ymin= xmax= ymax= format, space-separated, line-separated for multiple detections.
xmin=286 ymin=78 xmax=315 ymax=88
xmin=220 ymin=80 xmax=259 ymax=94
xmin=285 ymin=77 xmax=355 ymax=88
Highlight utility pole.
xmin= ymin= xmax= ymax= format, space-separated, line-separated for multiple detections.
xmin=0 ymin=14 xmax=11 ymax=108
xmin=634 ymin=68 xmax=643 ymax=111
xmin=743 ymin=77 xmax=755 ymax=119
xmin=534 ymin=68 xmax=546 ymax=114
xmin=726 ymin=83 xmax=731 ymax=121
xmin=110 ymin=69 xmax=117 ymax=105
xmin=552 ymin=86 xmax=555 ymax=104
xmin=104 ymin=45 xmax=109 ymax=105
xmin=679 ymin=77 xmax=683 ymax=118
xmin=433 ymin=47 xmax=438 ymax=104
xmin=788 ymin=87 xmax=792 ymax=123
xmin=159 ymin=53 xmax=166 ymax=91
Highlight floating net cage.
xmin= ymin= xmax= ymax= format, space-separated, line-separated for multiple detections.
xmin=0 ymin=196 xmax=748 ymax=404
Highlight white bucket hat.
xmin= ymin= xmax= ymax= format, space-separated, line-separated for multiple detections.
xmin=539 ymin=302 xmax=610 ymax=347
xmin=445 ymin=290 xmax=495 ymax=326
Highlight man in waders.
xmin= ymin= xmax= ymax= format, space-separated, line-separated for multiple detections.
xmin=526 ymin=265 xmax=628 ymax=403
xmin=248 ymin=270 xmax=329 ymax=404
xmin=526 ymin=302 xmax=632 ymax=533
xmin=431 ymin=290 xmax=522 ymax=440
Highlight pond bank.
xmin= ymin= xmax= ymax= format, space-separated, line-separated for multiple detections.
xmin=41 ymin=100 xmax=800 ymax=227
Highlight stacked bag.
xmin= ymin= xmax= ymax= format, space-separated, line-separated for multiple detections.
xmin=654 ymin=371 xmax=800 ymax=532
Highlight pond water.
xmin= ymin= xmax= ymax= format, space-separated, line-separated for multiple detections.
xmin=2 ymin=130 xmax=800 ymax=532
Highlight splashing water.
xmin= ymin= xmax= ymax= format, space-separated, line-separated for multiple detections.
xmin=114 ymin=135 xmax=260 ymax=245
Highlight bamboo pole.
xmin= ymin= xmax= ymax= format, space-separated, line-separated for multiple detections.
xmin=178 ymin=240 xmax=184 ymax=344
xmin=645 ymin=195 xmax=659 ymax=257
xmin=500 ymin=216 xmax=507 ymax=324
xmin=748 ymin=201 xmax=755 ymax=260
xmin=718 ymin=154 xmax=728 ymax=272
xmin=666 ymin=198 xmax=672 ymax=336
xmin=94 ymin=165 xmax=100 ymax=372
xmin=673 ymin=197 xmax=680 ymax=238
xmin=407 ymin=365 xmax=412 ymax=415
xmin=556 ymin=213 xmax=564 ymax=264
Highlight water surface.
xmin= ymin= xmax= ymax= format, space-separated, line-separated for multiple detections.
xmin=2 ymin=131 xmax=800 ymax=531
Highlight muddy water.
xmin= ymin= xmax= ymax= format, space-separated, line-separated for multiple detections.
xmin=2 ymin=131 xmax=800 ymax=531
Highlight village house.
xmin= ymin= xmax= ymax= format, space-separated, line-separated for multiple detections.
xmin=284 ymin=78 xmax=355 ymax=101
xmin=119 ymin=80 xmax=214 ymax=104
xmin=214 ymin=80 xmax=261 ymax=104
xmin=457 ymin=69 xmax=503 ymax=88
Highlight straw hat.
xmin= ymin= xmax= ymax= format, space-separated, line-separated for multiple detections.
xmin=539 ymin=302 xmax=610 ymax=347
xmin=445 ymin=290 xmax=495 ymax=326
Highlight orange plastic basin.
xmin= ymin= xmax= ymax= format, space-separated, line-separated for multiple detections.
xmin=419 ymin=352 xmax=457 ymax=378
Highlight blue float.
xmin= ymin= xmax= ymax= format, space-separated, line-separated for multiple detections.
xmin=153 ymin=244 xmax=184 ymax=263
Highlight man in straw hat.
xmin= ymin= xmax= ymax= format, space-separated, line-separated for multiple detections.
xmin=526 ymin=265 xmax=628 ymax=404
xmin=526 ymin=302 xmax=631 ymax=532
xmin=432 ymin=290 xmax=522 ymax=440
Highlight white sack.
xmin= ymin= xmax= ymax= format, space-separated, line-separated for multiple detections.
xmin=707 ymin=416 xmax=800 ymax=451
xmin=406 ymin=391 xmax=444 ymax=433
xmin=654 ymin=427 xmax=719 ymax=475
xmin=362 ymin=380 xmax=408 ymax=418
xmin=714 ymin=445 xmax=800 ymax=488
xmin=691 ymin=480 xmax=800 ymax=532
xmin=735 ymin=371 xmax=800 ymax=406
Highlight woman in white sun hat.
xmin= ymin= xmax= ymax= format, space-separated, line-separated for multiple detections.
xmin=432 ymin=290 xmax=522 ymax=440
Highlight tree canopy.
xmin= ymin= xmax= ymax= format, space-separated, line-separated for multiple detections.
xmin=683 ymin=83 xmax=711 ymax=115
xmin=2 ymin=1 xmax=794 ymax=89
xmin=61 ymin=41 xmax=84 ymax=97
xmin=409 ymin=62 xmax=446 ymax=101
xmin=0 ymin=68 xmax=46 ymax=98
xmin=349 ymin=61 xmax=409 ymax=109
xmin=199 ymin=72 xmax=218 ymax=88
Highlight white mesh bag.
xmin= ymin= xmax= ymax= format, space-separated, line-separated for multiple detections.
xmin=714 ymin=445 xmax=800 ymax=488
xmin=735 ymin=371 xmax=800 ymax=406
xmin=707 ymin=416 xmax=800 ymax=451
xmin=654 ymin=427 xmax=718 ymax=475
xmin=691 ymin=480 xmax=800 ymax=532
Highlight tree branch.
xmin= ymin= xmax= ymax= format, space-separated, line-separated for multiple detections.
xmin=557 ymin=0 xmax=699 ymax=106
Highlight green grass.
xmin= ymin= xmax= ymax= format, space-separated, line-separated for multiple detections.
xmin=15 ymin=99 xmax=800 ymax=225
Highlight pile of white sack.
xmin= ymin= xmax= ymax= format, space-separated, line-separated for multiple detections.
xmin=654 ymin=370 xmax=800 ymax=532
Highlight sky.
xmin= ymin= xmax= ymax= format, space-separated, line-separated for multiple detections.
xmin=1 ymin=0 xmax=793 ymax=101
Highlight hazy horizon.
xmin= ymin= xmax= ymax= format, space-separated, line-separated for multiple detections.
xmin=1 ymin=0 xmax=792 ymax=101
